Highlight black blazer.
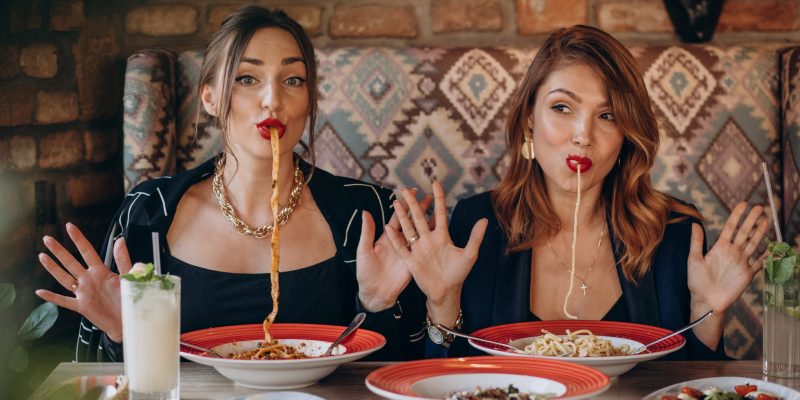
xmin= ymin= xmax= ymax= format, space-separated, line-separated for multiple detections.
xmin=441 ymin=191 xmax=726 ymax=360
xmin=75 ymin=156 xmax=426 ymax=361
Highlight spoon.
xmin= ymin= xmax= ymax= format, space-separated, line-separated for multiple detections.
xmin=324 ymin=312 xmax=366 ymax=356
xmin=181 ymin=341 xmax=224 ymax=358
xmin=435 ymin=324 xmax=521 ymax=352
xmin=631 ymin=310 xmax=714 ymax=355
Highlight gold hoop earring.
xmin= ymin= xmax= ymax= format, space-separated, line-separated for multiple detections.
xmin=521 ymin=137 xmax=535 ymax=160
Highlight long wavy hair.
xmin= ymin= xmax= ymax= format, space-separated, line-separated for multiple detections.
xmin=198 ymin=5 xmax=318 ymax=175
xmin=491 ymin=25 xmax=701 ymax=282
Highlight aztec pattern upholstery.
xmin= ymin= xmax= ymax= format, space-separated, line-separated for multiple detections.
xmin=122 ymin=45 xmax=800 ymax=360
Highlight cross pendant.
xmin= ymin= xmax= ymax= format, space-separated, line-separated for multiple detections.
xmin=580 ymin=282 xmax=588 ymax=295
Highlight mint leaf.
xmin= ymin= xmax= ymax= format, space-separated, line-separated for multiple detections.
xmin=122 ymin=262 xmax=155 ymax=282
xmin=765 ymin=256 xmax=775 ymax=282
xmin=17 ymin=302 xmax=58 ymax=340
xmin=775 ymin=255 xmax=797 ymax=284
xmin=0 ymin=283 xmax=15 ymax=309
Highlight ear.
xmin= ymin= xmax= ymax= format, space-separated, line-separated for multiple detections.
xmin=526 ymin=113 xmax=534 ymax=136
xmin=200 ymin=84 xmax=218 ymax=116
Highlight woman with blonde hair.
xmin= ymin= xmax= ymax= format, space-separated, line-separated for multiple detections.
xmin=387 ymin=25 xmax=768 ymax=359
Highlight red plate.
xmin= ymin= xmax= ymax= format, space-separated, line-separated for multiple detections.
xmin=471 ymin=320 xmax=684 ymax=354
xmin=180 ymin=323 xmax=384 ymax=356
xmin=366 ymin=356 xmax=610 ymax=399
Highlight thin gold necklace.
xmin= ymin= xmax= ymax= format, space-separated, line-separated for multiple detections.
xmin=212 ymin=155 xmax=304 ymax=239
xmin=545 ymin=220 xmax=606 ymax=296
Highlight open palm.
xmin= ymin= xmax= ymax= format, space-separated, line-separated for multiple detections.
xmin=687 ymin=203 xmax=769 ymax=314
xmin=385 ymin=181 xmax=487 ymax=306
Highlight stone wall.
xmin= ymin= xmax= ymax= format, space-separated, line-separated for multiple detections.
xmin=1 ymin=0 xmax=799 ymax=328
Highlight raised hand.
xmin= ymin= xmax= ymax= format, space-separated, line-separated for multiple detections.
xmin=35 ymin=223 xmax=133 ymax=342
xmin=687 ymin=202 xmax=769 ymax=315
xmin=384 ymin=180 xmax=488 ymax=326
xmin=355 ymin=192 xmax=433 ymax=313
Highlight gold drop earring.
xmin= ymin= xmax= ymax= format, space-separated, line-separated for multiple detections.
xmin=521 ymin=136 xmax=535 ymax=160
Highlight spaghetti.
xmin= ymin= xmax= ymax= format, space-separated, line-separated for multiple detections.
xmin=520 ymin=329 xmax=632 ymax=357
xmin=228 ymin=341 xmax=310 ymax=360
xmin=562 ymin=164 xmax=581 ymax=319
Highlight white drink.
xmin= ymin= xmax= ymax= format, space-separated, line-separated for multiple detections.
xmin=763 ymin=281 xmax=800 ymax=378
xmin=121 ymin=275 xmax=181 ymax=399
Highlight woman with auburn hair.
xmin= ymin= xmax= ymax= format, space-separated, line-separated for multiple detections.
xmin=386 ymin=25 xmax=768 ymax=359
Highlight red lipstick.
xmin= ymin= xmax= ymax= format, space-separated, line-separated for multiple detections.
xmin=256 ymin=118 xmax=286 ymax=140
xmin=566 ymin=155 xmax=593 ymax=173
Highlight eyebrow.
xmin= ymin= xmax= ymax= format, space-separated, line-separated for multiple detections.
xmin=240 ymin=56 xmax=305 ymax=66
xmin=547 ymin=88 xmax=609 ymax=107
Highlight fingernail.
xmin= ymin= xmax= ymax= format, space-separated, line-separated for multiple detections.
xmin=42 ymin=235 xmax=50 ymax=243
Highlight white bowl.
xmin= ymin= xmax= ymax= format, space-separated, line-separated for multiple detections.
xmin=180 ymin=323 xmax=385 ymax=389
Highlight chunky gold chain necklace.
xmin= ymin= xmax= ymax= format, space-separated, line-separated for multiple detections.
xmin=212 ymin=155 xmax=304 ymax=239
xmin=545 ymin=220 xmax=606 ymax=296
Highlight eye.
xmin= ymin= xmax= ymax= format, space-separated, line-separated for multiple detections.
xmin=235 ymin=75 xmax=258 ymax=86
xmin=285 ymin=76 xmax=306 ymax=87
xmin=600 ymin=112 xmax=616 ymax=121
xmin=551 ymin=104 xmax=570 ymax=113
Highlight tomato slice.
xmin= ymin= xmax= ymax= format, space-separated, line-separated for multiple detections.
xmin=681 ymin=387 xmax=706 ymax=398
xmin=735 ymin=384 xmax=757 ymax=395
xmin=756 ymin=394 xmax=778 ymax=400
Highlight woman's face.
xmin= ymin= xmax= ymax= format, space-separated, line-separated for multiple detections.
xmin=203 ymin=27 xmax=309 ymax=161
xmin=530 ymin=62 xmax=624 ymax=197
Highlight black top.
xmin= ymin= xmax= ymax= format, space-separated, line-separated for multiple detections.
xmin=167 ymin=253 xmax=356 ymax=333
xmin=527 ymin=295 xmax=629 ymax=322
xmin=428 ymin=191 xmax=726 ymax=360
xmin=75 ymin=156 xmax=426 ymax=362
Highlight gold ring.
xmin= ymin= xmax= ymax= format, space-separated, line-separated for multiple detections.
xmin=406 ymin=234 xmax=420 ymax=247
xmin=69 ymin=280 xmax=78 ymax=292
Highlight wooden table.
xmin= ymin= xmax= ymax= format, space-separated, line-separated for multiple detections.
xmin=36 ymin=360 xmax=800 ymax=399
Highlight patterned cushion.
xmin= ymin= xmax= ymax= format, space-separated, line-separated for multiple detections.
xmin=122 ymin=45 xmax=800 ymax=359
xmin=782 ymin=47 xmax=800 ymax=250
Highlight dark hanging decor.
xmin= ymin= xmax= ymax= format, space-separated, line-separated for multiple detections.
xmin=663 ymin=0 xmax=725 ymax=43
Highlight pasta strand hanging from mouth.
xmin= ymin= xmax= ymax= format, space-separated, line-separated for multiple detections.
xmin=563 ymin=164 xmax=580 ymax=320
xmin=264 ymin=126 xmax=281 ymax=341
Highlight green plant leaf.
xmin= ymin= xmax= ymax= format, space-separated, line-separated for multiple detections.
xmin=17 ymin=302 xmax=58 ymax=340
xmin=774 ymin=255 xmax=797 ymax=284
xmin=0 ymin=283 xmax=15 ymax=309
xmin=9 ymin=345 xmax=29 ymax=372
xmin=765 ymin=257 xmax=775 ymax=282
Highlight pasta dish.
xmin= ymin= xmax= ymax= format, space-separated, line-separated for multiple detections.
xmin=520 ymin=329 xmax=632 ymax=357
xmin=228 ymin=341 xmax=310 ymax=360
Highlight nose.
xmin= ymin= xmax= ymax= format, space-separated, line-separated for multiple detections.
xmin=260 ymin=82 xmax=282 ymax=112
xmin=571 ymin=116 xmax=594 ymax=148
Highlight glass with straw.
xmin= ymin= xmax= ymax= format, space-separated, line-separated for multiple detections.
xmin=120 ymin=232 xmax=181 ymax=399
xmin=761 ymin=162 xmax=800 ymax=378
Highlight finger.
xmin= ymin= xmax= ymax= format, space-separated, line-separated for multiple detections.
xmin=43 ymin=235 xmax=87 ymax=279
xmin=463 ymin=218 xmax=489 ymax=259
xmin=393 ymin=200 xmax=418 ymax=241
xmin=38 ymin=253 xmax=78 ymax=291
xmin=752 ymin=250 xmax=768 ymax=273
xmin=689 ymin=223 xmax=704 ymax=263
xmin=719 ymin=203 xmax=747 ymax=243
xmin=733 ymin=206 xmax=764 ymax=247
xmin=418 ymin=195 xmax=435 ymax=230
xmin=384 ymin=224 xmax=412 ymax=256
xmin=432 ymin=181 xmax=448 ymax=233
xmin=113 ymin=237 xmax=133 ymax=275
xmin=743 ymin=218 xmax=770 ymax=259
xmin=66 ymin=223 xmax=105 ymax=269
xmin=400 ymin=188 xmax=431 ymax=236
xmin=34 ymin=290 xmax=79 ymax=313
xmin=357 ymin=211 xmax=375 ymax=255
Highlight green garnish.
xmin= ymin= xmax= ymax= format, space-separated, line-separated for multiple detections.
xmin=764 ymin=239 xmax=798 ymax=284
xmin=121 ymin=262 xmax=175 ymax=290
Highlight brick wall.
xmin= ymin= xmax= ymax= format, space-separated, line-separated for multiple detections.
xmin=1 ymin=0 xmax=799 ymax=318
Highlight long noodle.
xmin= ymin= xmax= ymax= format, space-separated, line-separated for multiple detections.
xmin=521 ymin=329 xmax=631 ymax=357
xmin=562 ymin=165 xmax=580 ymax=319
xmin=264 ymin=126 xmax=281 ymax=341
xmin=230 ymin=127 xmax=307 ymax=360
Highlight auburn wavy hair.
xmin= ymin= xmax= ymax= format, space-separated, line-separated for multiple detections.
xmin=491 ymin=25 xmax=701 ymax=282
